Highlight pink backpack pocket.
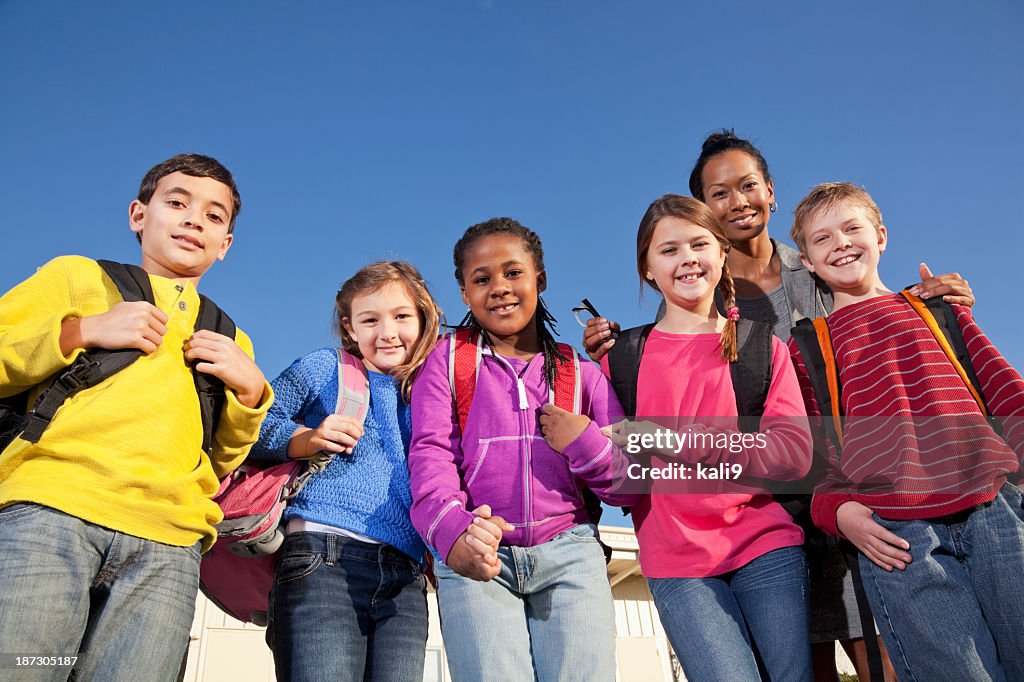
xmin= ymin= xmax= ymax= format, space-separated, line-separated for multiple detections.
xmin=199 ymin=349 xmax=369 ymax=624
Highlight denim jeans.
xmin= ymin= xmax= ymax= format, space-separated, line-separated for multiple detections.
xmin=434 ymin=523 xmax=617 ymax=682
xmin=0 ymin=503 xmax=200 ymax=682
xmin=648 ymin=545 xmax=811 ymax=682
xmin=859 ymin=482 xmax=1024 ymax=682
xmin=266 ymin=531 xmax=428 ymax=682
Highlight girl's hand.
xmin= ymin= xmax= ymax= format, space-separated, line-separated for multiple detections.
xmin=539 ymin=404 xmax=591 ymax=453
xmin=465 ymin=504 xmax=513 ymax=552
xmin=601 ymin=420 xmax=631 ymax=449
xmin=909 ymin=262 xmax=974 ymax=307
xmin=445 ymin=506 xmax=511 ymax=582
xmin=583 ymin=317 xmax=620 ymax=362
xmin=286 ymin=414 xmax=364 ymax=459
xmin=836 ymin=501 xmax=912 ymax=571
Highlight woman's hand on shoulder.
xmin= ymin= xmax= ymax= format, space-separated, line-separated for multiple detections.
xmin=909 ymin=262 xmax=974 ymax=307
xmin=286 ymin=414 xmax=364 ymax=459
xmin=836 ymin=501 xmax=912 ymax=571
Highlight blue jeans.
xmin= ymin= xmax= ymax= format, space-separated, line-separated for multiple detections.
xmin=648 ymin=545 xmax=812 ymax=682
xmin=859 ymin=482 xmax=1024 ymax=682
xmin=266 ymin=531 xmax=428 ymax=682
xmin=435 ymin=523 xmax=617 ymax=682
xmin=0 ymin=503 xmax=200 ymax=682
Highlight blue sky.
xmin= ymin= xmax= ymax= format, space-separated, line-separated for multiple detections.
xmin=2 ymin=2 xmax=1021 ymax=525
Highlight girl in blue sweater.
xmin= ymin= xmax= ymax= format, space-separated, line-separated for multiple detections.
xmin=250 ymin=261 xmax=443 ymax=682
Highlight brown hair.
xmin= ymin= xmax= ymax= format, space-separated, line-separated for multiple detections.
xmin=136 ymin=154 xmax=242 ymax=243
xmin=335 ymin=261 xmax=443 ymax=401
xmin=791 ymin=182 xmax=884 ymax=253
xmin=636 ymin=194 xmax=739 ymax=362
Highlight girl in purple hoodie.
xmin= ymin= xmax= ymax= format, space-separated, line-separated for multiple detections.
xmin=408 ymin=217 xmax=636 ymax=682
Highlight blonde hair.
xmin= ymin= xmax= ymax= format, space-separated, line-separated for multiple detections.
xmin=636 ymin=194 xmax=739 ymax=362
xmin=791 ymin=182 xmax=884 ymax=253
xmin=335 ymin=261 xmax=443 ymax=401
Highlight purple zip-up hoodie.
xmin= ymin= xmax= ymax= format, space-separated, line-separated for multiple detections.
xmin=409 ymin=336 xmax=639 ymax=561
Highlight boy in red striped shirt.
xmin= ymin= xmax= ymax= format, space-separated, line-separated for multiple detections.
xmin=787 ymin=182 xmax=1024 ymax=681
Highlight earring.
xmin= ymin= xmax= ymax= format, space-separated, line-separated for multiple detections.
xmin=769 ymin=202 xmax=778 ymax=214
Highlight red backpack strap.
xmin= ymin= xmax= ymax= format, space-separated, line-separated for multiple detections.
xmin=335 ymin=349 xmax=370 ymax=424
xmin=449 ymin=329 xmax=482 ymax=434
xmin=550 ymin=343 xmax=581 ymax=414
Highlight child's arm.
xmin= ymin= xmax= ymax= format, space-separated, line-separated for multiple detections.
xmin=248 ymin=348 xmax=344 ymax=463
xmin=955 ymin=305 xmax=1024 ymax=461
xmin=200 ymin=327 xmax=273 ymax=479
xmin=674 ymin=338 xmax=813 ymax=480
xmin=538 ymin=365 xmax=641 ymax=507
xmin=408 ymin=340 xmax=492 ymax=563
xmin=0 ymin=257 xmax=137 ymax=394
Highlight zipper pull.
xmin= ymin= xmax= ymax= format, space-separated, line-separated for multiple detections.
xmin=515 ymin=377 xmax=529 ymax=410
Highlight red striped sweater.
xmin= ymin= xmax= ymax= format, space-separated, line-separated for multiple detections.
xmin=787 ymin=294 xmax=1024 ymax=536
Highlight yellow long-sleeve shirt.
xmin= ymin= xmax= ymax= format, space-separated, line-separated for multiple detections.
xmin=0 ymin=255 xmax=273 ymax=551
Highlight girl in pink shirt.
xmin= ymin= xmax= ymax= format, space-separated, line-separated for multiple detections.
xmin=604 ymin=194 xmax=813 ymax=682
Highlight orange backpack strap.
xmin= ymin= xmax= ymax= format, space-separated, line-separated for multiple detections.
xmin=449 ymin=328 xmax=482 ymax=434
xmin=812 ymin=317 xmax=845 ymax=449
xmin=899 ymin=290 xmax=987 ymax=415
xmin=550 ymin=343 xmax=582 ymax=414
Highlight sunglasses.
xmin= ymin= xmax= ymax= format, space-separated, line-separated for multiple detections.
xmin=571 ymin=298 xmax=602 ymax=328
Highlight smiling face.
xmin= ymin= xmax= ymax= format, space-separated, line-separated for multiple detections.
xmin=800 ymin=201 xmax=888 ymax=296
xmin=459 ymin=232 xmax=545 ymax=354
xmin=700 ymin=150 xmax=775 ymax=245
xmin=343 ymin=281 xmax=423 ymax=374
xmin=129 ymin=171 xmax=234 ymax=285
xmin=644 ymin=216 xmax=727 ymax=314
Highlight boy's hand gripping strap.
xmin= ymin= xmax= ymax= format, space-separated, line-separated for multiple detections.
xmin=193 ymin=295 xmax=236 ymax=455
xmin=285 ymin=350 xmax=369 ymax=499
xmin=20 ymin=260 xmax=153 ymax=443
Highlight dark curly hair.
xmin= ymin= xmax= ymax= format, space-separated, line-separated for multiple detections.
xmin=453 ymin=217 xmax=567 ymax=389
xmin=688 ymin=129 xmax=772 ymax=202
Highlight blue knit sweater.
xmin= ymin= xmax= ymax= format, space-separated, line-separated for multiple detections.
xmin=249 ymin=347 xmax=425 ymax=562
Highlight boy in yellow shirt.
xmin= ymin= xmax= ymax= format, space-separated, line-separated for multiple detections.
xmin=0 ymin=154 xmax=273 ymax=681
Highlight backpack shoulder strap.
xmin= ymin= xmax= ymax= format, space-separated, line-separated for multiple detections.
xmin=550 ymin=343 xmax=582 ymax=414
xmin=606 ymin=324 xmax=655 ymax=418
xmin=96 ymin=259 xmax=154 ymax=304
xmin=335 ymin=349 xmax=370 ymax=424
xmin=449 ymin=328 xmax=481 ymax=434
xmin=790 ymin=317 xmax=844 ymax=450
xmin=192 ymin=295 xmax=237 ymax=455
xmin=899 ymin=290 xmax=987 ymax=414
xmin=19 ymin=260 xmax=151 ymax=443
xmin=730 ymin=319 xmax=773 ymax=433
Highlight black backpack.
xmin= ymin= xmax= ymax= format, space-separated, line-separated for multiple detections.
xmin=607 ymin=318 xmax=774 ymax=433
xmin=605 ymin=319 xmax=791 ymax=514
xmin=0 ymin=259 xmax=235 ymax=456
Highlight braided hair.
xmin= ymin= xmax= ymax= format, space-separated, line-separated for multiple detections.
xmin=453 ymin=217 xmax=568 ymax=390
xmin=635 ymin=194 xmax=738 ymax=362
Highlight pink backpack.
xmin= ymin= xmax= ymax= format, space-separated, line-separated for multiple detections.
xmin=199 ymin=349 xmax=369 ymax=625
